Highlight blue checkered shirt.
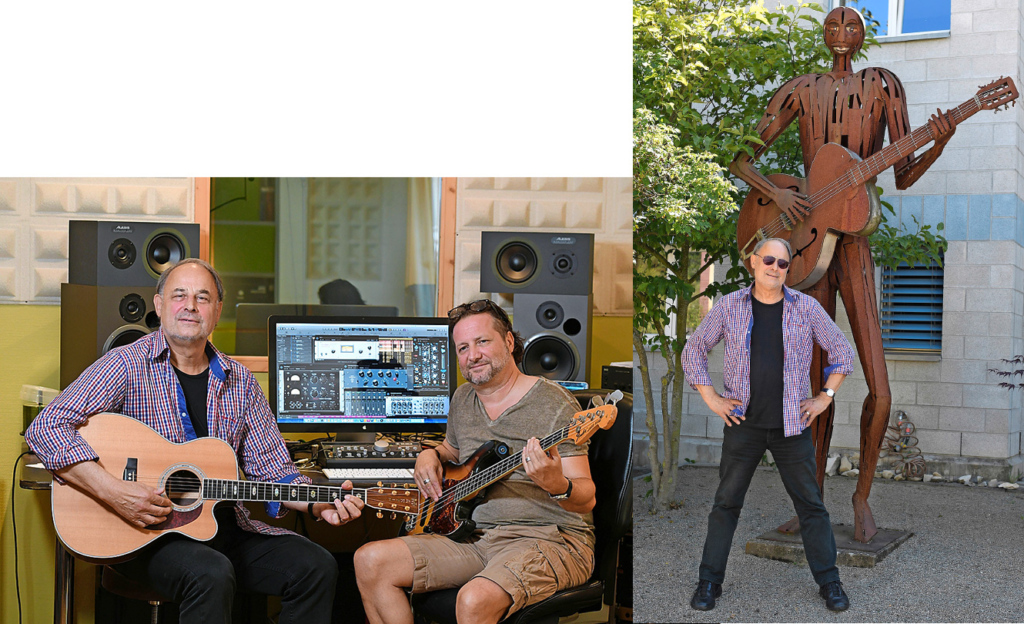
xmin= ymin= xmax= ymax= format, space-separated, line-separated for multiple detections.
xmin=26 ymin=330 xmax=307 ymax=536
xmin=682 ymin=284 xmax=855 ymax=437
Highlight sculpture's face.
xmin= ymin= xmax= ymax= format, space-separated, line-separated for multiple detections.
xmin=823 ymin=7 xmax=865 ymax=60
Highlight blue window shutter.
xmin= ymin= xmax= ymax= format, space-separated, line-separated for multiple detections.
xmin=881 ymin=261 xmax=943 ymax=353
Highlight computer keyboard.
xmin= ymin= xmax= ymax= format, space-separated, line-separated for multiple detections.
xmin=322 ymin=467 xmax=415 ymax=482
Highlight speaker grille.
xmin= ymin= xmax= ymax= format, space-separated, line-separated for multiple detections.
xmin=521 ymin=332 xmax=580 ymax=381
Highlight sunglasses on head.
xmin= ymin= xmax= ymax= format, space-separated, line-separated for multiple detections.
xmin=447 ymin=299 xmax=508 ymax=322
xmin=753 ymin=253 xmax=790 ymax=270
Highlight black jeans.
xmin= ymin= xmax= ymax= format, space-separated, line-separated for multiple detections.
xmin=698 ymin=425 xmax=839 ymax=587
xmin=113 ymin=506 xmax=338 ymax=624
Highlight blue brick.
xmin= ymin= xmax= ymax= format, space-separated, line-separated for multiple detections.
xmin=944 ymin=195 xmax=969 ymax=240
xmin=992 ymin=217 xmax=1016 ymax=240
xmin=969 ymin=195 xmax=992 ymax=240
xmin=921 ymin=195 xmax=945 ymax=229
xmin=1017 ymin=197 xmax=1024 ymax=247
xmin=993 ymin=194 xmax=1016 ymax=217
xmin=900 ymin=196 xmax=922 ymax=231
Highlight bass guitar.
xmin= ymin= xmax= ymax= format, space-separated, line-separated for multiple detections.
xmin=404 ymin=397 xmax=618 ymax=541
xmin=737 ymin=76 xmax=1018 ymax=290
xmin=52 ymin=412 xmax=419 ymax=563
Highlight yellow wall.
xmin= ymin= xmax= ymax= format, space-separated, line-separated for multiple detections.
xmin=0 ymin=307 xmax=632 ymax=623
xmin=0 ymin=304 xmax=98 ymax=624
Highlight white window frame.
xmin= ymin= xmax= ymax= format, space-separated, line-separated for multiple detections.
xmin=833 ymin=0 xmax=950 ymax=42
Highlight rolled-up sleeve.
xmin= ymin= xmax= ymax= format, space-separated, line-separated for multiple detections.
xmin=809 ymin=300 xmax=855 ymax=377
xmin=683 ymin=300 xmax=726 ymax=389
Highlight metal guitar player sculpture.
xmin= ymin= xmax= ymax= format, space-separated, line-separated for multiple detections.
xmin=731 ymin=7 xmax=1017 ymax=543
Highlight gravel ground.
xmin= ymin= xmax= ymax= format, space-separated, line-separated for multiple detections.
xmin=634 ymin=466 xmax=1024 ymax=623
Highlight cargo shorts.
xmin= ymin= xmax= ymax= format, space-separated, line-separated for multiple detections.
xmin=399 ymin=524 xmax=594 ymax=614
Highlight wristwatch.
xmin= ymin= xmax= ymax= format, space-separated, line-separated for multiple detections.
xmin=550 ymin=478 xmax=573 ymax=500
xmin=823 ymin=388 xmax=836 ymax=400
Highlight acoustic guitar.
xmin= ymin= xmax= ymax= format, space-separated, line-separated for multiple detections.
xmin=403 ymin=401 xmax=618 ymax=541
xmin=52 ymin=412 xmax=419 ymax=563
xmin=737 ymin=76 xmax=1018 ymax=290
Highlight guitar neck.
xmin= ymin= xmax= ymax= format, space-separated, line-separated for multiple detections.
xmin=202 ymin=479 xmax=366 ymax=506
xmin=849 ymin=97 xmax=981 ymax=187
xmin=450 ymin=426 xmax=571 ymax=500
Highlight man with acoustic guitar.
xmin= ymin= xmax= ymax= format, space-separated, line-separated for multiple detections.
xmin=730 ymin=6 xmax=957 ymax=547
xmin=26 ymin=258 xmax=365 ymax=623
xmin=354 ymin=299 xmax=596 ymax=624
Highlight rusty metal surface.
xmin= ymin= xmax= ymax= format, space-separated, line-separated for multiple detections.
xmin=729 ymin=7 xmax=958 ymax=543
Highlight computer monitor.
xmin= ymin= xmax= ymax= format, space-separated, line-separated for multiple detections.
xmin=269 ymin=315 xmax=454 ymax=437
xmin=236 ymin=303 xmax=399 ymax=356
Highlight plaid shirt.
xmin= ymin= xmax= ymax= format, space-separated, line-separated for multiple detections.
xmin=682 ymin=284 xmax=855 ymax=437
xmin=26 ymin=329 xmax=307 ymax=536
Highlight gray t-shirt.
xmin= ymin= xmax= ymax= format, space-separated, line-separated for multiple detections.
xmin=445 ymin=377 xmax=595 ymax=545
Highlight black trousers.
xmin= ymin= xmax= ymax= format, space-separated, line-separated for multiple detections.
xmin=698 ymin=425 xmax=840 ymax=587
xmin=114 ymin=506 xmax=338 ymax=624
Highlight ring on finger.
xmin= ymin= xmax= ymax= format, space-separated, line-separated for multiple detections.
xmin=423 ymin=478 xmax=430 ymax=484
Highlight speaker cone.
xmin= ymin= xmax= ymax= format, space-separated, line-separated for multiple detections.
xmin=521 ymin=332 xmax=580 ymax=381
xmin=551 ymin=251 xmax=576 ymax=276
xmin=535 ymin=301 xmax=564 ymax=330
xmin=146 ymin=232 xmax=188 ymax=277
xmin=119 ymin=294 xmax=146 ymax=323
xmin=102 ymin=326 xmax=149 ymax=354
xmin=108 ymin=238 xmax=137 ymax=270
xmin=496 ymin=242 xmax=537 ymax=284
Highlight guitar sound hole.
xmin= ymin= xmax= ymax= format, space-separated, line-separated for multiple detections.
xmin=165 ymin=469 xmax=202 ymax=507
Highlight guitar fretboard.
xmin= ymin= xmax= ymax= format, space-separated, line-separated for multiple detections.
xmin=202 ymin=480 xmax=362 ymax=505
xmin=446 ymin=425 xmax=572 ymax=502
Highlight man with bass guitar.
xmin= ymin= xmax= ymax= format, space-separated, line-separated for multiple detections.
xmin=354 ymin=299 xmax=596 ymax=624
xmin=26 ymin=258 xmax=365 ymax=623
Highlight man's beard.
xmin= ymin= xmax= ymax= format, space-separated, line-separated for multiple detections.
xmin=163 ymin=317 xmax=210 ymax=344
xmin=464 ymin=349 xmax=511 ymax=385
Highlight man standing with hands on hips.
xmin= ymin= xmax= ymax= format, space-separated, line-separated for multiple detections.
xmin=682 ymin=238 xmax=855 ymax=612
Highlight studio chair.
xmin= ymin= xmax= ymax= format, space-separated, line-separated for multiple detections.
xmin=101 ymin=565 xmax=169 ymax=624
xmin=412 ymin=389 xmax=633 ymax=624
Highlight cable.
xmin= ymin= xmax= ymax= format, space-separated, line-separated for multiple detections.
xmin=12 ymin=450 xmax=30 ymax=624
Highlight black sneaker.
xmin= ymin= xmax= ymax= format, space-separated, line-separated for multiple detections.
xmin=819 ymin=580 xmax=850 ymax=611
xmin=690 ymin=580 xmax=722 ymax=611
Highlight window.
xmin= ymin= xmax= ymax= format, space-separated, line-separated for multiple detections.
xmin=880 ymin=261 xmax=943 ymax=354
xmin=837 ymin=0 xmax=951 ymax=37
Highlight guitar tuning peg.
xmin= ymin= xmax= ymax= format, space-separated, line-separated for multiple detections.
xmin=391 ymin=512 xmax=397 ymax=520
xmin=376 ymin=511 xmax=383 ymax=519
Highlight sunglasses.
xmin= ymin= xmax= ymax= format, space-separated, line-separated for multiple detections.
xmin=753 ymin=253 xmax=790 ymax=270
xmin=447 ymin=299 xmax=510 ymax=323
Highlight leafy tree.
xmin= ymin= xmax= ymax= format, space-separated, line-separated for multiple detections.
xmin=634 ymin=111 xmax=737 ymax=511
xmin=633 ymin=0 xmax=945 ymax=511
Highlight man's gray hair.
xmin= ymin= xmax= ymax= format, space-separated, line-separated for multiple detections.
xmin=155 ymin=258 xmax=225 ymax=301
xmin=752 ymin=237 xmax=794 ymax=261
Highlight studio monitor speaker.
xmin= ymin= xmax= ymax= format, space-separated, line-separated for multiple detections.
xmin=60 ymin=283 xmax=161 ymax=389
xmin=480 ymin=231 xmax=594 ymax=295
xmin=514 ymin=293 xmax=592 ymax=383
xmin=69 ymin=220 xmax=200 ymax=287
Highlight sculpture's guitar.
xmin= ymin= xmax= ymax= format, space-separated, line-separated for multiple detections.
xmin=737 ymin=76 xmax=1018 ymax=290
xmin=52 ymin=413 xmax=419 ymax=563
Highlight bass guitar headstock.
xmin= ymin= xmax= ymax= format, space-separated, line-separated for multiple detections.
xmin=565 ymin=404 xmax=618 ymax=445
